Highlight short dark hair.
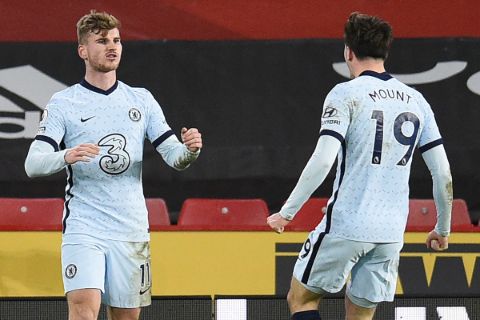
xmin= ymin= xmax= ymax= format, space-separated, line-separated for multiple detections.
xmin=77 ymin=10 xmax=121 ymax=44
xmin=344 ymin=12 xmax=393 ymax=60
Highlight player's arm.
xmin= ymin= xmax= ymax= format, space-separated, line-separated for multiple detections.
xmin=25 ymin=139 xmax=67 ymax=177
xmin=421 ymin=144 xmax=452 ymax=250
xmin=25 ymin=139 xmax=99 ymax=177
xmin=154 ymin=128 xmax=202 ymax=171
xmin=144 ymin=90 xmax=202 ymax=170
xmin=268 ymin=83 xmax=349 ymax=233
xmin=25 ymin=101 xmax=73 ymax=178
xmin=267 ymin=134 xmax=341 ymax=233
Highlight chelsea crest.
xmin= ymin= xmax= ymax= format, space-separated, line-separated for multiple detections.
xmin=129 ymin=108 xmax=141 ymax=121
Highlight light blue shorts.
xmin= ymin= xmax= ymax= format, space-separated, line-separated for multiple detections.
xmin=61 ymin=233 xmax=151 ymax=308
xmin=293 ymin=230 xmax=402 ymax=307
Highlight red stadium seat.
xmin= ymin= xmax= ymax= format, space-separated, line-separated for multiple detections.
xmin=0 ymin=198 xmax=64 ymax=231
xmin=285 ymin=198 xmax=328 ymax=231
xmin=146 ymin=198 xmax=171 ymax=230
xmin=177 ymin=198 xmax=270 ymax=230
xmin=406 ymin=198 xmax=472 ymax=231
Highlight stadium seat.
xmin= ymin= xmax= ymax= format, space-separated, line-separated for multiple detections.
xmin=406 ymin=198 xmax=472 ymax=231
xmin=285 ymin=198 xmax=328 ymax=231
xmin=177 ymin=198 xmax=270 ymax=230
xmin=0 ymin=198 xmax=64 ymax=231
xmin=146 ymin=198 xmax=171 ymax=230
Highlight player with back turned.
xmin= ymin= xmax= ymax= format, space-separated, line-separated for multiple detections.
xmin=24 ymin=10 xmax=202 ymax=320
xmin=268 ymin=12 xmax=452 ymax=320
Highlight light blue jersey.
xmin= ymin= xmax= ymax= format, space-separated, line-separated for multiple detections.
xmin=318 ymin=71 xmax=443 ymax=242
xmin=35 ymin=80 xmax=191 ymax=241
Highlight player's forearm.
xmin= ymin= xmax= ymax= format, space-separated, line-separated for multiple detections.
xmin=279 ymin=155 xmax=331 ymax=220
xmin=156 ymin=135 xmax=200 ymax=170
xmin=432 ymin=171 xmax=453 ymax=236
xmin=25 ymin=140 xmax=67 ymax=177
xmin=422 ymin=146 xmax=453 ymax=236
xmin=279 ymin=135 xmax=340 ymax=220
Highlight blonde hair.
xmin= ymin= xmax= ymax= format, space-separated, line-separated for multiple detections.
xmin=76 ymin=10 xmax=121 ymax=44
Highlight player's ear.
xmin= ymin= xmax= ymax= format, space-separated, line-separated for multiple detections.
xmin=343 ymin=45 xmax=351 ymax=62
xmin=345 ymin=46 xmax=354 ymax=62
xmin=78 ymin=45 xmax=87 ymax=60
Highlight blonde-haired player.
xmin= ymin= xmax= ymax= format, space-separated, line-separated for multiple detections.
xmin=25 ymin=10 xmax=202 ymax=320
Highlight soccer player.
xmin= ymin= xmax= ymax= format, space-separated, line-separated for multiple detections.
xmin=24 ymin=10 xmax=202 ymax=320
xmin=267 ymin=12 xmax=452 ymax=320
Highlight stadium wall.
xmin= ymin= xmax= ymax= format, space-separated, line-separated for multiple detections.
xmin=1 ymin=231 xmax=479 ymax=297
xmin=0 ymin=0 xmax=479 ymax=41
xmin=0 ymin=39 xmax=479 ymax=215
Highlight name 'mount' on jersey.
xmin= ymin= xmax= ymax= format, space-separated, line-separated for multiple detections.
xmin=317 ymin=71 xmax=442 ymax=243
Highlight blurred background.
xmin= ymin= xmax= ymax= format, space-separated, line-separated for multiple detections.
xmin=1 ymin=1 xmax=480 ymax=318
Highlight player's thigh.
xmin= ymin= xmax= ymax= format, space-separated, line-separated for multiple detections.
xmin=103 ymin=240 xmax=151 ymax=308
xmin=67 ymin=288 xmax=102 ymax=320
xmin=62 ymin=234 xmax=107 ymax=294
xmin=293 ymin=232 xmax=374 ymax=294
xmin=348 ymin=241 xmax=403 ymax=305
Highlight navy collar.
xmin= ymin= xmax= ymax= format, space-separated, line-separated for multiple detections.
xmin=359 ymin=70 xmax=392 ymax=81
xmin=80 ymin=79 xmax=118 ymax=95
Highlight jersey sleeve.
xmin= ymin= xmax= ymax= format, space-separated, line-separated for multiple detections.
xmin=418 ymin=98 xmax=443 ymax=153
xmin=25 ymin=139 xmax=67 ymax=177
xmin=422 ymin=146 xmax=452 ymax=236
xmin=144 ymin=91 xmax=175 ymax=148
xmin=143 ymin=90 xmax=200 ymax=170
xmin=279 ymin=135 xmax=341 ymax=220
xmin=35 ymin=98 xmax=66 ymax=150
xmin=319 ymin=84 xmax=351 ymax=140
xmin=25 ymin=96 xmax=67 ymax=177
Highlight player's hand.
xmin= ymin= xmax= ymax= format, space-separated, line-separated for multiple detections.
xmin=64 ymin=143 xmax=100 ymax=164
xmin=181 ymin=127 xmax=202 ymax=152
xmin=425 ymin=230 xmax=449 ymax=251
xmin=267 ymin=213 xmax=291 ymax=234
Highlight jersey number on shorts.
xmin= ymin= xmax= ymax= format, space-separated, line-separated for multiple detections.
xmin=300 ymin=238 xmax=311 ymax=259
xmin=98 ymin=133 xmax=131 ymax=175
xmin=140 ymin=261 xmax=151 ymax=294
xmin=371 ymin=111 xmax=420 ymax=166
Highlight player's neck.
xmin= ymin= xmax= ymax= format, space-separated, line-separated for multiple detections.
xmin=352 ymin=59 xmax=385 ymax=78
xmin=84 ymin=70 xmax=117 ymax=91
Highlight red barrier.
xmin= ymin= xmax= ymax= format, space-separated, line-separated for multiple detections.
xmin=0 ymin=198 xmax=64 ymax=231
xmin=1 ymin=1 xmax=479 ymax=41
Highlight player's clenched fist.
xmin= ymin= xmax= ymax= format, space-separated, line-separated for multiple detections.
xmin=425 ymin=230 xmax=449 ymax=251
xmin=64 ymin=143 xmax=100 ymax=164
xmin=267 ymin=213 xmax=291 ymax=234
xmin=181 ymin=127 xmax=202 ymax=152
